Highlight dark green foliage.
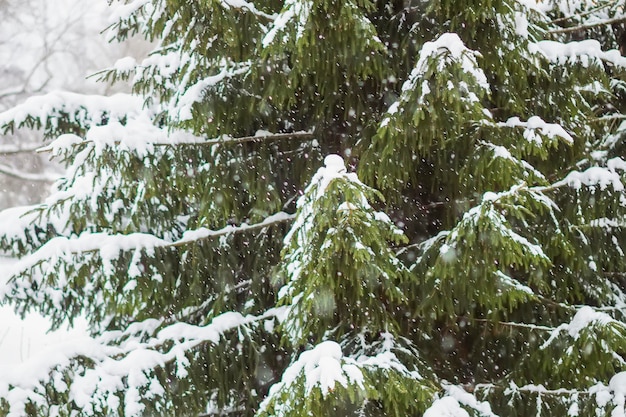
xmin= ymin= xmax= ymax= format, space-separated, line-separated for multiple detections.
xmin=2 ymin=0 xmax=626 ymax=416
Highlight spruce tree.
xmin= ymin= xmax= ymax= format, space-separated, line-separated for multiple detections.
xmin=1 ymin=0 xmax=626 ymax=416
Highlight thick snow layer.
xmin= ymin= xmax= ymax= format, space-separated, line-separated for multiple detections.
xmin=542 ymin=306 xmax=616 ymax=348
xmin=566 ymin=306 xmax=614 ymax=338
xmin=323 ymin=154 xmax=347 ymax=173
xmin=514 ymin=11 xmax=529 ymax=37
xmin=381 ymin=32 xmax=490 ymax=130
xmin=0 ymin=92 xmax=144 ymax=131
xmin=411 ymin=33 xmax=488 ymax=91
xmin=427 ymin=384 xmax=500 ymax=417
xmin=112 ymin=56 xmax=137 ymax=73
xmin=0 ymin=204 xmax=72 ymax=250
xmin=610 ymin=372 xmax=626 ymax=417
xmin=501 ymin=116 xmax=573 ymax=144
xmin=258 ymin=340 xmax=367 ymax=414
xmin=0 ymin=207 xmax=47 ymax=243
xmin=42 ymin=119 xmax=310 ymax=159
xmin=610 ymin=372 xmax=626 ymax=397
xmin=424 ymin=397 xmax=470 ymax=417
xmin=108 ymin=0 xmax=151 ymax=25
xmin=6 ymin=232 xmax=165 ymax=285
xmin=42 ymin=116 xmax=202 ymax=157
xmin=283 ymin=341 xmax=364 ymax=395
xmin=446 ymin=385 xmax=497 ymax=416
xmin=559 ymin=167 xmax=624 ymax=191
xmin=262 ymin=0 xmax=312 ymax=47
xmin=536 ymin=40 xmax=626 ymax=68
xmin=220 ymin=0 xmax=276 ymax=19
xmin=155 ymin=309 xmax=282 ymax=344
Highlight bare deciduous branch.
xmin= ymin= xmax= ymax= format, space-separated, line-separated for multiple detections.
xmin=0 ymin=143 xmax=47 ymax=155
xmin=0 ymin=163 xmax=56 ymax=182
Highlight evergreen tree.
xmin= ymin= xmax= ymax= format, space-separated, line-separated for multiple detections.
xmin=1 ymin=0 xmax=626 ymax=416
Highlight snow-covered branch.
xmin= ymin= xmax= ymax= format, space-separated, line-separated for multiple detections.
xmin=535 ymin=39 xmax=626 ymax=67
xmin=219 ymin=0 xmax=276 ymax=20
xmin=173 ymin=211 xmax=295 ymax=247
xmin=0 ymin=91 xmax=145 ymax=133
xmin=0 ymin=307 xmax=286 ymax=417
xmin=37 ymin=130 xmax=315 ymax=154
xmin=170 ymin=131 xmax=315 ymax=147
xmin=8 ymin=211 xmax=295 ymax=278
xmin=548 ymin=15 xmax=626 ymax=34
xmin=474 ymin=383 xmax=592 ymax=397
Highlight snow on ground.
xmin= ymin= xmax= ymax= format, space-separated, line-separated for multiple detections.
xmin=0 ymin=306 xmax=88 ymax=365
xmin=0 ymin=256 xmax=88 ymax=365
xmin=0 ymin=0 xmax=144 ymax=367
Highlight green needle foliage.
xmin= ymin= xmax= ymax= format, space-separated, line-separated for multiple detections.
xmin=1 ymin=0 xmax=626 ymax=416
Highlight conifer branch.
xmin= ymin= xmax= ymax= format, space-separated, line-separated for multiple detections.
xmin=548 ymin=15 xmax=626 ymax=34
xmin=10 ymin=212 xmax=295 ymax=275
xmin=171 ymin=212 xmax=295 ymax=248
xmin=166 ymin=131 xmax=315 ymax=147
